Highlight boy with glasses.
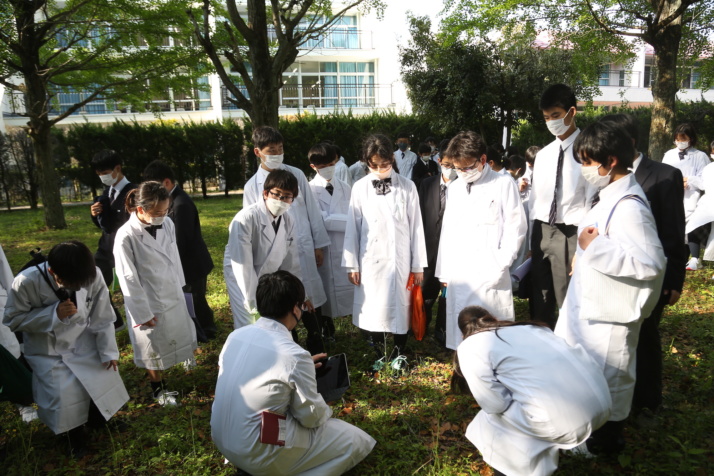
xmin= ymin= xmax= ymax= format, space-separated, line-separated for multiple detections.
xmin=224 ymin=170 xmax=301 ymax=330
xmin=436 ymin=131 xmax=526 ymax=351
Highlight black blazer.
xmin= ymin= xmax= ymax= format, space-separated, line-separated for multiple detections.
xmin=169 ymin=186 xmax=214 ymax=283
xmin=412 ymin=158 xmax=440 ymax=190
xmin=419 ymin=175 xmax=447 ymax=268
xmin=92 ymin=182 xmax=137 ymax=261
xmin=634 ymin=155 xmax=687 ymax=293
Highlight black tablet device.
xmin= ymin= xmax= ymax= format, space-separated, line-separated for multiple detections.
xmin=316 ymin=353 xmax=350 ymax=402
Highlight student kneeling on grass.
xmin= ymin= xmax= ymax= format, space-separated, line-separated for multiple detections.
xmin=113 ymin=181 xmax=198 ymax=407
xmin=3 ymin=241 xmax=129 ymax=456
xmin=212 ymin=270 xmax=376 ymax=476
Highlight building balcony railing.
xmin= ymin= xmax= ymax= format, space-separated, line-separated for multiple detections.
xmin=221 ymin=83 xmax=391 ymax=110
xmin=268 ymin=28 xmax=373 ymax=50
xmin=598 ymin=70 xmax=642 ymax=88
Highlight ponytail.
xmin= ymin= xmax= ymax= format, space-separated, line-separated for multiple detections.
xmin=125 ymin=181 xmax=169 ymax=214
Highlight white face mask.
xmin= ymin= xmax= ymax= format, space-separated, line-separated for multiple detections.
xmin=265 ymin=197 xmax=291 ymax=217
xmin=421 ymin=155 xmax=430 ymax=163
xmin=443 ymin=168 xmax=457 ymax=181
xmin=369 ymin=167 xmax=391 ymax=180
xmin=456 ymin=164 xmax=484 ymax=183
xmin=581 ymin=164 xmax=612 ymax=188
xmin=317 ymin=165 xmax=336 ymax=181
xmin=99 ymin=172 xmax=115 ymax=186
xmin=546 ymin=109 xmax=574 ymax=137
xmin=710 ymin=153 xmax=714 ymax=160
xmin=150 ymin=215 xmax=166 ymax=226
xmin=675 ymin=141 xmax=689 ymax=150
xmin=263 ymin=154 xmax=284 ymax=170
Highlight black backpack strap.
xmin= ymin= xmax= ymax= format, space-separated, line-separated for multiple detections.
xmin=34 ymin=263 xmax=66 ymax=301
xmin=604 ymin=194 xmax=648 ymax=236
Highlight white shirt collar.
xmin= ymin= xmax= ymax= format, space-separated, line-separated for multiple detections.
xmin=557 ymin=128 xmax=580 ymax=151
xmin=632 ymin=152 xmax=643 ymax=173
xmin=111 ymin=176 xmax=130 ymax=195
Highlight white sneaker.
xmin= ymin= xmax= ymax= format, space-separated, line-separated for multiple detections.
xmin=17 ymin=405 xmax=38 ymax=423
xmin=686 ymin=257 xmax=699 ymax=270
xmin=155 ymin=390 xmax=179 ymax=407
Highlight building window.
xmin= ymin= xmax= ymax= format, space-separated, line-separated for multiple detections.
xmin=681 ymin=68 xmax=701 ymax=89
xmin=599 ymin=64 xmax=611 ymax=86
xmin=281 ymin=61 xmax=375 ymax=109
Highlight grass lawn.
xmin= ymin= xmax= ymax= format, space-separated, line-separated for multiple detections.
xmin=1 ymin=197 xmax=712 ymax=475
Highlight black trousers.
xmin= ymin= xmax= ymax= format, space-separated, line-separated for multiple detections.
xmin=187 ymin=275 xmax=217 ymax=339
xmin=530 ymin=221 xmax=578 ymax=328
xmin=94 ymin=252 xmax=124 ymax=328
xmin=632 ymin=294 xmax=667 ymax=411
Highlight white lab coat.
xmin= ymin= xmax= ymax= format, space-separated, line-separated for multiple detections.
xmin=244 ymin=165 xmax=330 ymax=308
xmin=662 ymin=147 xmax=710 ymax=220
xmin=436 ymin=165 xmax=527 ymax=350
xmin=394 ymin=149 xmax=418 ymax=179
xmin=334 ymin=158 xmax=353 ymax=186
xmin=349 ymin=161 xmax=368 ymax=184
xmin=212 ymin=317 xmax=376 ymax=476
xmin=223 ymin=201 xmax=301 ymax=328
xmin=309 ymin=175 xmax=353 ymax=318
xmin=3 ymin=263 xmax=129 ymax=434
xmin=114 ymin=214 xmax=197 ymax=370
xmin=555 ymin=174 xmax=666 ymax=421
xmin=0 ymin=244 xmax=20 ymax=358
xmin=458 ymin=326 xmax=611 ymax=476
xmin=342 ymin=170 xmax=428 ymax=334
xmin=686 ymin=162 xmax=714 ymax=260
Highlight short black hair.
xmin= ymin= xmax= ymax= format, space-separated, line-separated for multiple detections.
xmin=252 ymin=126 xmax=284 ymax=150
xmin=438 ymin=138 xmax=451 ymax=155
xmin=508 ymin=155 xmax=525 ymax=172
xmin=417 ymin=143 xmax=431 ymax=155
xmin=600 ymin=113 xmax=639 ymax=148
xmin=308 ymin=142 xmax=337 ymax=166
xmin=539 ymin=83 xmax=577 ymax=111
xmin=444 ymin=131 xmax=487 ymax=165
xmin=264 ymin=169 xmax=299 ymax=198
xmin=395 ymin=132 xmax=410 ymax=141
xmin=425 ymin=136 xmax=437 ymax=144
xmin=574 ymin=121 xmax=635 ymax=171
xmin=143 ymin=160 xmax=176 ymax=183
xmin=487 ymin=145 xmax=504 ymax=166
xmin=361 ymin=134 xmax=395 ymax=166
xmin=47 ymin=241 xmax=97 ymax=289
xmin=525 ymin=145 xmax=541 ymax=166
xmin=674 ymin=123 xmax=698 ymax=147
xmin=256 ymin=270 xmax=305 ymax=320
xmin=91 ymin=150 xmax=122 ymax=172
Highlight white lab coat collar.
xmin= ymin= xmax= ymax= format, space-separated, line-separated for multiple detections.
xmin=632 ymin=153 xmax=643 ymax=173
xmin=127 ymin=212 xmax=172 ymax=260
xmin=254 ymin=316 xmax=292 ymax=337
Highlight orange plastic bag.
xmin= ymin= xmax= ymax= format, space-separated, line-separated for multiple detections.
xmin=407 ymin=273 xmax=426 ymax=341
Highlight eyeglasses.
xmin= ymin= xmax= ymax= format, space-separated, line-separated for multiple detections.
xmin=440 ymin=164 xmax=454 ymax=170
xmin=453 ymin=161 xmax=481 ymax=173
xmin=268 ymin=190 xmax=295 ymax=203
xmin=368 ymin=163 xmax=392 ymax=173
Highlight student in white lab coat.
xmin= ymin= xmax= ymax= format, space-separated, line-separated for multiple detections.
xmin=554 ymin=122 xmax=666 ymax=455
xmin=224 ymin=169 xmax=301 ymax=329
xmin=308 ymin=143 xmax=353 ymax=331
xmin=662 ymin=123 xmax=711 ymax=270
xmin=454 ymin=306 xmax=611 ymax=476
xmin=349 ymin=160 xmax=368 ymax=184
xmin=343 ymin=134 xmax=428 ymax=362
xmin=332 ymin=144 xmax=353 ymax=186
xmin=436 ymin=131 xmax=527 ymax=351
xmin=114 ymin=182 xmax=197 ymax=406
xmin=242 ymin=126 xmax=330 ymax=355
xmin=393 ymin=131 xmax=418 ymax=180
xmin=212 ymin=271 xmax=376 ymax=476
xmin=4 ymin=241 xmax=129 ymax=454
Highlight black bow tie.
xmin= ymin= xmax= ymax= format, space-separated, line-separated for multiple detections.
xmin=678 ymin=150 xmax=686 ymax=160
xmin=146 ymin=224 xmax=163 ymax=239
xmin=372 ymin=178 xmax=392 ymax=195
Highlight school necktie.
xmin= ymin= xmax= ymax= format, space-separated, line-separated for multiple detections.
xmin=466 ymin=182 xmax=474 ymax=194
xmin=591 ymin=190 xmax=601 ymax=207
xmin=326 ymin=183 xmax=334 ymax=195
xmin=439 ymin=184 xmax=446 ymax=214
xmin=109 ymin=188 xmax=116 ymax=203
xmin=679 ymin=150 xmax=686 ymax=160
xmin=146 ymin=224 xmax=162 ymax=239
xmin=272 ymin=216 xmax=282 ymax=233
xmin=401 ymin=151 xmax=405 ymax=160
xmin=372 ymin=178 xmax=392 ymax=195
xmin=548 ymin=146 xmax=565 ymax=226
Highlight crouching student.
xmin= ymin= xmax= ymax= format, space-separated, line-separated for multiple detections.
xmin=436 ymin=131 xmax=526 ymax=351
xmin=308 ymin=143 xmax=353 ymax=337
xmin=212 ymin=271 xmax=376 ymax=476
xmin=224 ymin=169 xmax=302 ymax=329
xmin=454 ymin=307 xmax=611 ymax=476
xmin=343 ymin=134 xmax=427 ymax=367
xmin=3 ymin=241 xmax=129 ymax=455
xmin=114 ymin=182 xmax=197 ymax=407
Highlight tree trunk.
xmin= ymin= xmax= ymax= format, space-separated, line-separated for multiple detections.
xmin=647 ymin=7 xmax=683 ymax=161
xmin=31 ymin=124 xmax=67 ymax=228
xmin=249 ymin=86 xmax=280 ymax=128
